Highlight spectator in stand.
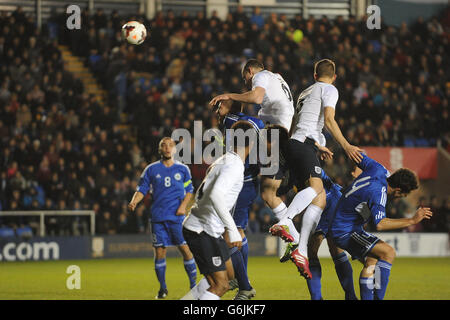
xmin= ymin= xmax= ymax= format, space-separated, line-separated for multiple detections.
xmin=0 ymin=7 xmax=448 ymax=236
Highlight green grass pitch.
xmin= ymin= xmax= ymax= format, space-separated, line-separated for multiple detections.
xmin=1 ymin=257 xmax=449 ymax=300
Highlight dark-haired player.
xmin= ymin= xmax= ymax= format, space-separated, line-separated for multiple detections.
xmin=216 ymin=100 xmax=264 ymax=300
xmin=269 ymin=59 xmax=362 ymax=279
xmin=182 ymin=106 xmax=264 ymax=300
xmin=280 ymin=165 xmax=360 ymax=300
xmin=182 ymin=121 xmax=257 ymax=300
xmin=128 ymin=137 xmax=197 ymax=299
xmin=209 ymin=59 xmax=295 ymax=226
xmin=329 ymin=154 xmax=432 ymax=300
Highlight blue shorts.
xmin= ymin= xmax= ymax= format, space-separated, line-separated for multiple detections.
xmin=332 ymin=229 xmax=380 ymax=260
xmin=151 ymin=221 xmax=186 ymax=247
xmin=232 ymin=179 xmax=258 ymax=230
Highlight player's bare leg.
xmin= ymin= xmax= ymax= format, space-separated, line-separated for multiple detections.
xmin=308 ymin=233 xmax=324 ymax=260
xmin=226 ymin=258 xmax=235 ymax=282
xmin=260 ymin=176 xmax=285 ymax=216
xmin=154 ymin=246 xmax=166 ymax=259
xmin=199 ymin=259 xmax=234 ymax=300
xmin=359 ymin=241 xmax=396 ymax=300
xmin=177 ymin=244 xmax=194 ymax=260
xmin=367 ymin=241 xmax=396 ymax=264
xmin=181 ymin=255 xmax=236 ymax=300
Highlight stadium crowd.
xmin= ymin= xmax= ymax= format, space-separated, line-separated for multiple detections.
xmin=0 ymin=7 xmax=449 ymax=237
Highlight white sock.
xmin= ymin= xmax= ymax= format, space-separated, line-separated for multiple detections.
xmin=283 ymin=187 xmax=318 ymax=221
xmin=283 ymin=217 xmax=300 ymax=244
xmin=180 ymin=277 xmax=210 ymax=300
xmin=272 ymin=202 xmax=288 ymax=221
xmin=199 ymin=290 xmax=220 ymax=300
xmin=298 ymin=204 xmax=323 ymax=257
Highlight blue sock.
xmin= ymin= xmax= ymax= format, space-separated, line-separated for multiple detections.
xmin=359 ymin=276 xmax=374 ymax=300
xmin=241 ymin=237 xmax=249 ymax=272
xmin=333 ymin=252 xmax=358 ymax=300
xmin=374 ymin=260 xmax=392 ymax=300
xmin=183 ymin=258 xmax=197 ymax=289
xmin=154 ymin=258 xmax=167 ymax=290
xmin=306 ymin=258 xmax=322 ymax=300
xmin=230 ymin=246 xmax=252 ymax=291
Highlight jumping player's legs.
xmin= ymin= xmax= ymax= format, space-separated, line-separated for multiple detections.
xmin=260 ymin=176 xmax=285 ymax=216
xmin=271 ymin=139 xmax=326 ymax=247
xmin=296 ymin=177 xmax=326 ymax=255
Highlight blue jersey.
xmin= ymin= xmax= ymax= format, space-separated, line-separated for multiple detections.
xmin=329 ymin=154 xmax=389 ymax=237
xmin=137 ymin=160 xmax=194 ymax=223
xmin=322 ymin=170 xmax=342 ymax=213
xmin=223 ymin=112 xmax=265 ymax=181
xmin=315 ymin=170 xmax=342 ymax=236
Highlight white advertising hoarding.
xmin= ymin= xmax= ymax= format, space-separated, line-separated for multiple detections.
xmin=316 ymin=233 xmax=449 ymax=258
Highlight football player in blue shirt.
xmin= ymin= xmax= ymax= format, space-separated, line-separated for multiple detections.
xmin=128 ymin=137 xmax=197 ymax=299
xmin=214 ymin=100 xmax=265 ymax=300
xmin=328 ymin=154 xmax=432 ymax=300
xmin=279 ymin=168 xmax=358 ymax=300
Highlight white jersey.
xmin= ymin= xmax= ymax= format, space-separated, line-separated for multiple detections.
xmin=252 ymin=70 xmax=295 ymax=131
xmin=183 ymin=152 xmax=244 ymax=242
xmin=291 ymin=82 xmax=339 ymax=147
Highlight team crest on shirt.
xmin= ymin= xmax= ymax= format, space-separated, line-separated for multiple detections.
xmin=212 ymin=256 xmax=222 ymax=267
xmin=156 ymin=174 xmax=161 ymax=179
xmin=315 ymin=166 xmax=322 ymax=174
xmin=174 ymin=173 xmax=181 ymax=181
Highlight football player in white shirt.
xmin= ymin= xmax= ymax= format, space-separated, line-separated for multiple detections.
xmin=182 ymin=120 xmax=256 ymax=300
xmin=209 ymin=59 xmax=295 ymax=228
xmin=269 ymin=59 xmax=363 ymax=279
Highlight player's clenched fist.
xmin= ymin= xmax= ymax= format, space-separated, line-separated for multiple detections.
xmin=176 ymin=206 xmax=187 ymax=216
xmin=413 ymin=207 xmax=433 ymax=224
xmin=128 ymin=202 xmax=137 ymax=211
xmin=228 ymin=241 xmax=242 ymax=250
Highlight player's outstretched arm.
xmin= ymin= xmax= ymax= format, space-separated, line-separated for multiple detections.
xmin=128 ymin=191 xmax=144 ymax=211
xmin=209 ymin=87 xmax=265 ymax=106
xmin=324 ymin=107 xmax=363 ymax=163
xmin=376 ymin=207 xmax=433 ymax=231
